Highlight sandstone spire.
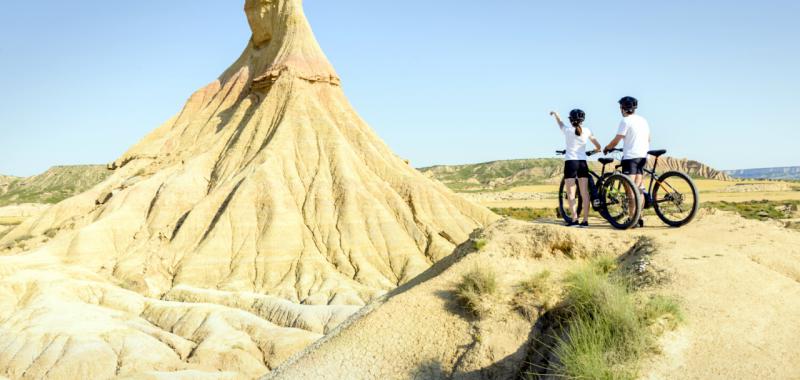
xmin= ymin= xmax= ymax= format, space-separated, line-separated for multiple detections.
xmin=0 ymin=1 xmax=496 ymax=378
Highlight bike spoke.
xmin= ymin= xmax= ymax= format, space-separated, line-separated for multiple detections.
xmin=655 ymin=178 xmax=695 ymax=222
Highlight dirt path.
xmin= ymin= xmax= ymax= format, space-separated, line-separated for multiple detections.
xmin=640 ymin=211 xmax=800 ymax=379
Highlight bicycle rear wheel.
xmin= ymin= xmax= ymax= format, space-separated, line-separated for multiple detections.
xmin=653 ymin=171 xmax=699 ymax=227
xmin=558 ymin=177 xmax=583 ymax=224
xmin=600 ymin=173 xmax=641 ymax=230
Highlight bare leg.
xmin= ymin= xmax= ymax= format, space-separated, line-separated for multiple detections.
xmin=625 ymin=182 xmax=635 ymax=220
xmin=579 ymin=177 xmax=590 ymax=223
xmin=632 ymin=174 xmax=645 ymax=211
xmin=566 ymin=178 xmax=577 ymax=221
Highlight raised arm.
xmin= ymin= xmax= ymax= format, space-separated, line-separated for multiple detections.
xmin=549 ymin=111 xmax=566 ymax=129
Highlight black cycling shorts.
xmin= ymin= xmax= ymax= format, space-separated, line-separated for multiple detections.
xmin=621 ymin=158 xmax=647 ymax=175
xmin=564 ymin=160 xmax=589 ymax=179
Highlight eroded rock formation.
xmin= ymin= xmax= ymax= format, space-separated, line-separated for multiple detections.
xmin=0 ymin=1 xmax=496 ymax=378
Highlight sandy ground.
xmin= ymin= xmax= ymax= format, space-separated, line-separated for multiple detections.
xmin=266 ymin=210 xmax=800 ymax=379
xmin=638 ymin=211 xmax=800 ymax=379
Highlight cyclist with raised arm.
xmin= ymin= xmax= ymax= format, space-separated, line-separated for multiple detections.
xmin=604 ymin=96 xmax=650 ymax=227
xmin=550 ymin=109 xmax=602 ymax=228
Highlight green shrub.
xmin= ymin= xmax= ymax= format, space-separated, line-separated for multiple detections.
xmin=456 ymin=266 xmax=499 ymax=318
xmin=473 ymin=239 xmax=488 ymax=251
xmin=548 ymin=263 xmax=683 ymax=380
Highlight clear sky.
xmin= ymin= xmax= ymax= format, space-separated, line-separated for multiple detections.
xmin=1 ymin=1 xmax=798 ymax=176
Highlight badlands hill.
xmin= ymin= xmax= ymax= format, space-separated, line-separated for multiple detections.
xmin=0 ymin=165 xmax=111 ymax=206
xmin=421 ymin=156 xmax=731 ymax=191
xmin=0 ymin=0 xmax=495 ymax=379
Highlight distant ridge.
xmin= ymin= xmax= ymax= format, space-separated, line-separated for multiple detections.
xmin=420 ymin=156 xmax=731 ymax=191
xmin=0 ymin=165 xmax=111 ymax=206
xmin=726 ymin=166 xmax=800 ymax=180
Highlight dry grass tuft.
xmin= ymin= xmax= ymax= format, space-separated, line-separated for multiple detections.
xmin=512 ymin=271 xmax=557 ymax=321
xmin=456 ymin=266 xmax=499 ymax=318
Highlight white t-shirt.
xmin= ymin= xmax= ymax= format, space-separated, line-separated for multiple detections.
xmin=617 ymin=114 xmax=651 ymax=160
xmin=561 ymin=125 xmax=592 ymax=161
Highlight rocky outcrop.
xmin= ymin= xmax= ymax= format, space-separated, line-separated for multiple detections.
xmin=648 ymin=156 xmax=731 ymax=181
xmin=0 ymin=1 xmax=496 ymax=378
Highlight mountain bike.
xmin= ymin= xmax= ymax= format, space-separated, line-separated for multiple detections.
xmin=637 ymin=149 xmax=700 ymax=227
xmin=556 ymin=149 xmax=642 ymax=230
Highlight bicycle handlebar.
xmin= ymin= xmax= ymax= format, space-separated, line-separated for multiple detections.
xmin=556 ymin=149 xmax=617 ymax=156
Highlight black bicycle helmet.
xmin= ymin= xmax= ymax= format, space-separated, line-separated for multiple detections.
xmin=569 ymin=109 xmax=586 ymax=125
xmin=619 ymin=96 xmax=638 ymax=112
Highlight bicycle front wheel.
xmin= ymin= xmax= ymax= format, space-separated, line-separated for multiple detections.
xmin=600 ymin=173 xmax=641 ymax=230
xmin=653 ymin=171 xmax=699 ymax=227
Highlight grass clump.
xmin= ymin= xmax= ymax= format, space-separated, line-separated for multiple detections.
xmin=456 ymin=266 xmax=499 ymax=318
xmin=473 ymin=238 xmax=488 ymax=251
xmin=641 ymin=294 xmax=684 ymax=330
xmin=513 ymin=271 xmax=556 ymax=320
xmin=546 ymin=262 xmax=684 ymax=380
xmin=491 ymin=207 xmax=554 ymax=221
xmin=591 ymin=256 xmax=618 ymax=275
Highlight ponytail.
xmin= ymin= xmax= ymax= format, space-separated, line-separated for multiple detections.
xmin=572 ymin=121 xmax=583 ymax=137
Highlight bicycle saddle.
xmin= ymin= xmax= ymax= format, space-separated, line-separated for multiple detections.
xmin=648 ymin=149 xmax=667 ymax=157
xmin=599 ymin=158 xmax=615 ymax=165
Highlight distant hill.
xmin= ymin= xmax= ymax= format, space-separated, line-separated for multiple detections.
xmin=726 ymin=167 xmax=800 ymax=180
xmin=0 ymin=165 xmax=111 ymax=206
xmin=420 ymin=156 xmax=731 ymax=191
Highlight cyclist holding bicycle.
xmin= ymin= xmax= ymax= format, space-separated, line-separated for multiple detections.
xmin=603 ymin=96 xmax=651 ymax=227
xmin=550 ymin=109 xmax=602 ymax=227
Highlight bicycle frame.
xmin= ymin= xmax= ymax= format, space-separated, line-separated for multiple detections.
xmin=641 ymin=155 xmax=685 ymax=209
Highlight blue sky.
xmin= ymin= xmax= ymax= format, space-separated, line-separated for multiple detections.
xmin=1 ymin=1 xmax=798 ymax=176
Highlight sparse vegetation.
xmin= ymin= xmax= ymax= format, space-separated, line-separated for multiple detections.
xmin=704 ymin=200 xmax=799 ymax=221
xmin=0 ymin=165 xmax=111 ymax=207
xmin=456 ymin=266 xmax=499 ymax=318
xmin=491 ymin=207 xmax=555 ymax=221
xmin=473 ymin=238 xmax=488 ymax=251
xmin=513 ymin=271 xmax=556 ymax=320
xmin=536 ymin=259 xmax=684 ymax=380
xmin=641 ymin=294 xmax=684 ymax=330
xmin=419 ymin=158 xmax=564 ymax=191
xmin=591 ymin=256 xmax=618 ymax=275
